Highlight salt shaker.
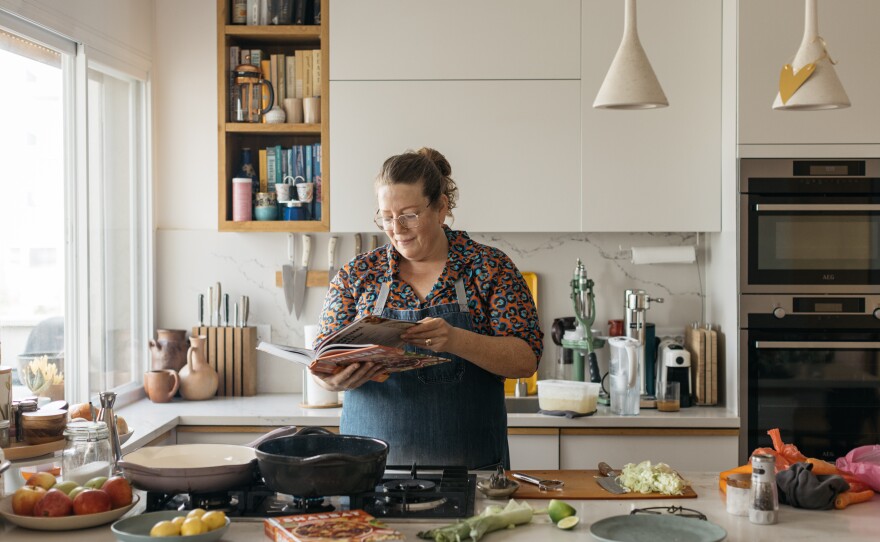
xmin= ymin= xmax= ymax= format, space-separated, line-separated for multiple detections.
xmin=749 ymin=453 xmax=779 ymax=525
xmin=96 ymin=391 xmax=123 ymax=474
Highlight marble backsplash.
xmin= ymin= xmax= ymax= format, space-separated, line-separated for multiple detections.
xmin=156 ymin=230 xmax=705 ymax=393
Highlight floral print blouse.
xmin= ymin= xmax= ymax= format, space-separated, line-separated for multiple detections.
xmin=315 ymin=226 xmax=543 ymax=363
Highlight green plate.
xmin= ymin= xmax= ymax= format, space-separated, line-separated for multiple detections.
xmin=111 ymin=510 xmax=230 ymax=542
xmin=590 ymin=515 xmax=726 ymax=542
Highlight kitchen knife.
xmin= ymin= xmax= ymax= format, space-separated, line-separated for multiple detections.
xmin=354 ymin=233 xmax=362 ymax=256
xmin=222 ymin=293 xmax=229 ymax=327
xmin=282 ymin=233 xmax=296 ymax=314
xmin=596 ymin=462 xmax=627 ymax=494
xmin=241 ymin=295 xmax=249 ymax=327
xmin=198 ymin=294 xmax=204 ymax=327
xmin=292 ymin=234 xmax=311 ymax=319
xmin=207 ymin=286 xmax=214 ymax=326
xmin=327 ymin=235 xmax=339 ymax=283
xmin=213 ymin=282 xmax=222 ymax=328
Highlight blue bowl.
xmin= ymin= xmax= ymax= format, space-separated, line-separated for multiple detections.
xmin=254 ymin=205 xmax=278 ymax=221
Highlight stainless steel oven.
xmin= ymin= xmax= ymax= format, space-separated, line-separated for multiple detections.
xmin=739 ymin=294 xmax=880 ymax=462
xmin=740 ymin=158 xmax=880 ymax=294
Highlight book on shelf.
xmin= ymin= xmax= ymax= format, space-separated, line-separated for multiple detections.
xmin=293 ymin=51 xmax=305 ymax=98
xmin=250 ymin=49 xmax=264 ymax=67
xmin=285 ymin=55 xmax=296 ymax=100
xmin=263 ymin=509 xmax=403 ymax=542
xmin=302 ymin=50 xmax=313 ymax=98
xmin=313 ymin=143 xmax=322 ymax=220
xmin=258 ymin=149 xmax=268 ymax=193
xmin=293 ymin=0 xmax=307 ymax=25
xmin=311 ymin=49 xmax=321 ymax=97
xmin=257 ymin=315 xmax=449 ymax=382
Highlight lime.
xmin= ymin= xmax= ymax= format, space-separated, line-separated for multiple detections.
xmin=557 ymin=516 xmax=580 ymax=530
xmin=547 ymin=499 xmax=577 ymax=524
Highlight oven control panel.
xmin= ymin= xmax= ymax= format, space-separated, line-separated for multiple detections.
xmin=741 ymin=294 xmax=880 ymax=328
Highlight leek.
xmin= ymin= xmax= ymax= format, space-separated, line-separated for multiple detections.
xmin=417 ymin=499 xmax=535 ymax=542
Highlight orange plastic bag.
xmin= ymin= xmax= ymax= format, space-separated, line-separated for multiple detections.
xmin=719 ymin=428 xmax=807 ymax=493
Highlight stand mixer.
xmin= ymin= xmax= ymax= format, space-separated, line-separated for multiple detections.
xmin=560 ymin=259 xmax=605 ymax=391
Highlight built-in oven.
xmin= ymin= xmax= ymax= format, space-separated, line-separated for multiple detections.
xmin=739 ymin=294 xmax=880 ymax=462
xmin=740 ymin=158 xmax=880 ymax=294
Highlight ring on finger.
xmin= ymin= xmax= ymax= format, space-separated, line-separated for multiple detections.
xmin=425 ymin=338 xmax=432 ymax=347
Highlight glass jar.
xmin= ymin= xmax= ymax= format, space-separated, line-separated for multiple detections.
xmin=62 ymin=421 xmax=112 ymax=486
xmin=726 ymin=473 xmax=751 ymax=516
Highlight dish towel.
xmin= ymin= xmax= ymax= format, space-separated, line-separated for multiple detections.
xmin=777 ymin=462 xmax=850 ymax=509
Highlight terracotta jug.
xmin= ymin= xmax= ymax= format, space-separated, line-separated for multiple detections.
xmin=179 ymin=336 xmax=218 ymax=401
xmin=143 ymin=369 xmax=180 ymax=403
xmin=149 ymin=329 xmax=188 ymax=372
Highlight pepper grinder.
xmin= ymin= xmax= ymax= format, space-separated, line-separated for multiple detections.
xmin=749 ymin=453 xmax=779 ymax=525
xmin=97 ymin=391 xmax=123 ymax=475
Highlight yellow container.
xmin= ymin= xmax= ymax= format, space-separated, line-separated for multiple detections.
xmin=505 ymin=272 xmax=538 ymax=396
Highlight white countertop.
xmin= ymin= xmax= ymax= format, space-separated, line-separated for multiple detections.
xmin=1 ymin=473 xmax=877 ymax=541
xmin=114 ymin=394 xmax=739 ymax=452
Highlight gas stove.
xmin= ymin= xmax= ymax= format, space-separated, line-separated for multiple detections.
xmin=144 ymin=464 xmax=476 ymax=520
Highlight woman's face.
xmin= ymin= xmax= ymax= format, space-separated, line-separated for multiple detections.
xmin=376 ymin=182 xmax=447 ymax=262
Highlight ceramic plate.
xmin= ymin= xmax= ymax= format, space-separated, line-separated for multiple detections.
xmin=0 ymin=494 xmax=139 ymax=531
xmin=111 ymin=510 xmax=230 ymax=542
xmin=590 ymin=515 xmax=727 ymax=542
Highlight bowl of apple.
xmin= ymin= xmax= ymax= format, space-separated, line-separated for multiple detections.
xmin=0 ymin=471 xmax=138 ymax=530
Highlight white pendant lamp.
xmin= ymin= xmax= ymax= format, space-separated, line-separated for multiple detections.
xmin=594 ymin=0 xmax=668 ymax=109
xmin=773 ymin=0 xmax=849 ymax=110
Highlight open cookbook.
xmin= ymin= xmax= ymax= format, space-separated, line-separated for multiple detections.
xmin=257 ymin=315 xmax=449 ymax=382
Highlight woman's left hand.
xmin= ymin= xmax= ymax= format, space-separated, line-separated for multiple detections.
xmin=401 ymin=317 xmax=456 ymax=352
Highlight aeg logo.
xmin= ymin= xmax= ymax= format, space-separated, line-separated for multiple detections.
xmin=822 ymin=274 xmax=836 ymax=281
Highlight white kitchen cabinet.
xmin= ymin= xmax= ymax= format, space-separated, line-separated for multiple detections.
xmin=559 ymin=429 xmax=739 ymax=472
xmin=508 ymin=429 xmax=560 ymax=470
xmin=581 ymin=0 xmax=722 ymax=232
xmin=329 ymin=0 xmax=580 ymax=81
xmin=330 ymin=80 xmax=581 ymax=232
xmin=739 ymin=0 xmax=880 ymax=145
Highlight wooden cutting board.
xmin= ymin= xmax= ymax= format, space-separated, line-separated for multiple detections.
xmin=506 ymin=470 xmax=698 ymax=500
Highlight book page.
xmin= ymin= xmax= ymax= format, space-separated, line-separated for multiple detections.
xmin=318 ymin=315 xmax=416 ymax=354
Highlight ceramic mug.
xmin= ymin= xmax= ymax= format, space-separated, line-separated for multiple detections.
xmin=283 ymin=97 xmax=303 ymax=124
xmin=144 ymin=369 xmax=180 ymax=403
xmin=296 ymin=182 xmax=315 ymax=203
xmin=303 ymin=96 xmax=320 ymax=124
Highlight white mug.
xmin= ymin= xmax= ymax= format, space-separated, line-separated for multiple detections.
xmin=303 ymin=97 xmax=321 ymax=124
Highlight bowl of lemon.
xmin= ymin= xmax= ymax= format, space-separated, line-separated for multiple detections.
xmin=111 ymin=508 xmax=229 ymax=542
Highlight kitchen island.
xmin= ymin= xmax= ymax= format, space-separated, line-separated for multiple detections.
xmin=1 ymin=473 xmax=877 ymax=541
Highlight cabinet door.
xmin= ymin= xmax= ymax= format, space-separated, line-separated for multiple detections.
xmin=330 ymin=0 xmax=580 ymax=81
xmin=560 ymin=432 xmax=738 ymax=472
xmin=509 ymin=430 xmax=560 ymax=470
xmin=330 ymin=80 xmax=581 ymax=232
xmin=581 ymin=0 xmax=722 ymax=232
xmin=739 ymin=0 xmax=880 ymax=145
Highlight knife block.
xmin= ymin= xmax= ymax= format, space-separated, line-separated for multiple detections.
xmin=192 ymin=326 xmax=257 ymax=396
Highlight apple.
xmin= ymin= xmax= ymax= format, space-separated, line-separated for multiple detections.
xmin=72 ymin=489 xmax=112 ymax=515
xmin=68 ymin=486 xmax=87 ymax=500
xmin=84 ymin=476 xmax=108 ymax=489
xmin=33 ymin=488 xmax=73 ymax=517
xmin=11 ymin=486 xmax=48 ymax=516
xmin=101 ymin=476 xmax=133 ymax=509
xmin=52 ymin=481 xmax=80 ymax=495
xmin=26 ymin=471 xmax=58 ymax=490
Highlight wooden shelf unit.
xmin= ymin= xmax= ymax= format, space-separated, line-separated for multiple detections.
xmin=216 ymin=0 xmax=330 ymax=233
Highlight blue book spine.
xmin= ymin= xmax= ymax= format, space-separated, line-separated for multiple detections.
xmin=313 ymin=143 xmax=321 ymax=220
xmin=295 ymin=145 xmax=305 ymax=181
xmin=272 ymin=145 xmax=283 ymax=185
xmin=266 ymin=147 xmax=276 ymax=193
xmin=304 ymin=144 xmax=313 ymax=182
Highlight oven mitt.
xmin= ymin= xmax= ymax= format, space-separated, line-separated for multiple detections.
xmin=776 ymin=462 xmax=851 ymax=509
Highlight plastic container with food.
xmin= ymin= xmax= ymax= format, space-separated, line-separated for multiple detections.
xmin=537 ymin=380 xmax=600 ymax=414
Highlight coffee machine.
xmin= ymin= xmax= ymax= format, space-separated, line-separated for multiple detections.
xmin=658 ymin=340 xmax=692 ymax=408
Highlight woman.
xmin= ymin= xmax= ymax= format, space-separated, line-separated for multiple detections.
xmin=314 ymin=148 xmax=543 ymax=469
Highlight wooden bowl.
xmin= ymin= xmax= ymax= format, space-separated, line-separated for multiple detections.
xmin=21 ymin=410 xmax=67 ymax=445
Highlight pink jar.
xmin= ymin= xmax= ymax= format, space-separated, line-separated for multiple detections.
xmin=232 ymin=177 xmax=252 ymax=221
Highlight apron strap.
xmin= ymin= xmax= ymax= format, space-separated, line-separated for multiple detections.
xmin=373 ymin=280 xmax=392 ymax=316
xmin=454 ymin=278 xmax=468 ymax=311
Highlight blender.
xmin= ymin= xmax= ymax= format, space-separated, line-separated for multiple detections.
xmin=560 ymin=260 xmax=606 ymax=397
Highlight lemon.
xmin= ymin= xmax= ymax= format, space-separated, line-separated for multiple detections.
xmin=186 ymin=508 xmax=207 ymax=520
xmin=171 ymin=516 xmax=187 ymax=528
xmin=181 ymin=517 xmax=206 ymax=536
xmin=149 ymin=520 xmax=180 ymax=537
xmin=557 ymin=516 xmax=580 ymax=530
xmin=200 ymin=510 xmax=227 ymax=532
xmin=547 ymin=499 xmax=576 ymax=524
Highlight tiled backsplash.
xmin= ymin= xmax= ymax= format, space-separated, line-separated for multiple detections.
xmin=156 ymin=230 xmax=703 ymax=393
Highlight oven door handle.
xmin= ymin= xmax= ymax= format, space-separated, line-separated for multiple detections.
xmin=755 ymin=341 xmax=880 ymax=349
xmin=754 ymin=204 xmax=880 ymax=212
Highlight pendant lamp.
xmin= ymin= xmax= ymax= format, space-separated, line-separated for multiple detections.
xmin=773 ymin=0 xmax=849 ymax=110
xmin=594 ymin=0 xmax=667 ymax=109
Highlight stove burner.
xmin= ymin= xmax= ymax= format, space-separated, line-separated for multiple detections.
xmin=381 ymin=479 xmax=436 ymax=493
xmin=267 ymin=496 xmax=335 ymax=515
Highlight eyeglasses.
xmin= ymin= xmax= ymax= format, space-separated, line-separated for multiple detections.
xmin=373 ymin=208 xmax=425 ymax=231
xmin=630 ymin=506 xmax=707 ymax=521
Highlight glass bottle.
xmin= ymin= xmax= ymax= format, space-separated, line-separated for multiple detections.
xmin=62 ymin=421 xmax=112 ymax=486
xmin=239 ymin=147 xmax=258 ymax=200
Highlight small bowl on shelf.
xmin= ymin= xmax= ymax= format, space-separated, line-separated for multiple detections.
xmin=21 ymin=410 xmax=67 ymax=445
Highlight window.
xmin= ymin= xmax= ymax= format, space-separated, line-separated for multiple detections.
xmin=0 ymin=12 xmax=152 ymax=406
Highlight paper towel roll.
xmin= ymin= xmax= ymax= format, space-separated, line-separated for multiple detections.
xmin=631 ymin=245 xmax=696 ymax=265
xmin=303 ymin=325 xmax=340 ymax=406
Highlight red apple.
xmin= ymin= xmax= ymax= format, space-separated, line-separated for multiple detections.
xmin=32 ymin=488 xmax=73 ymax=517
xmin=101 ymin=476 xmax=133 ymax=509
xmin=26 ymin=471 xmax=57 ymax=490
xmin=11 ymin=485 xmax=48 ymax=516
xmin=72 ymin=489 xmax=112 ymax=515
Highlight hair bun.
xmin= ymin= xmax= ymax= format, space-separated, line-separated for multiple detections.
xmin=417 ymin=147 xmax=452 ymax=177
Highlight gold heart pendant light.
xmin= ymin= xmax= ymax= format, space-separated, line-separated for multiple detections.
xmin=778 ymin=63 xmax=816 ymax=104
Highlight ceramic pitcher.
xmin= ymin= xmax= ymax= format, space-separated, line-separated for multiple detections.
xmin=149 ymin=329 xmax=188 ymax=372
xmin=179 ymin=336 xmax=218 ymax=401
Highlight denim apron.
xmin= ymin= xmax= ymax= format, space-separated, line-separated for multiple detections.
xmin=340 ymin=278 xmax=509 ymax=470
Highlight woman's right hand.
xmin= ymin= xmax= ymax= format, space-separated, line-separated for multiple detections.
xmin=313 ymin=362 xmax=386 ymax=392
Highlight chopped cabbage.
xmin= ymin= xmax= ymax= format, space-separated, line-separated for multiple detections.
xmin=618 ymin=460 xmax=688 ymax=495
